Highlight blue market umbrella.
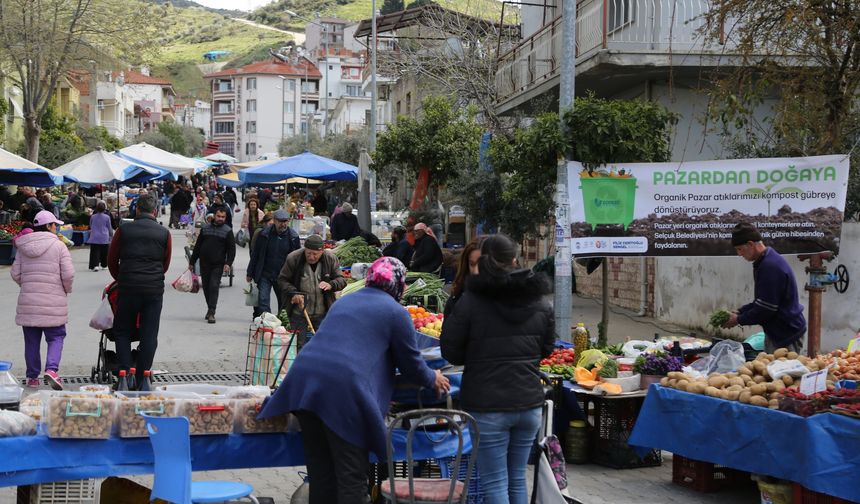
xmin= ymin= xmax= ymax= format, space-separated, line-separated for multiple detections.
xmin=0 ymin=147 xmax=64 ymax=187
xmin=238 ymin=151 xmax=358 ymax=184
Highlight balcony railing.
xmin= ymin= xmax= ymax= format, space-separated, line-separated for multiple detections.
xmin=495 ymin=0 xmax=733 ymax=106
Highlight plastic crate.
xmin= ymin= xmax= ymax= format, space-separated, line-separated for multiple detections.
xmin=793 ymin=483 xmax=854 ymax=504
xmin=439 ymin=455 xmax=483 ymax=504
xmin=671 ymin=454 xmax=749 ymax=492
xmin=588 ymin=395 xmax=662 ymax=469
xmin=29 ymin=479 xmax=101 ymax=504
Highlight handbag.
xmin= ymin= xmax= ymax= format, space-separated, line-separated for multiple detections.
xmin=235 ymin=228 xmax=248 ymax=248
xmin=88 ymin=296 xmax=114 ymax=331
xmin=244 ymin=282 xmax=259 ymax=306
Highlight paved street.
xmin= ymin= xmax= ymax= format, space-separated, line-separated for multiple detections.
xmin=0 ymin=212 xmax=761 ymax=503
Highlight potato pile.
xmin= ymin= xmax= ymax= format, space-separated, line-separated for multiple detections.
xmin=660 ymin=348 xmax=837 ymax=409
xmin=117 ymin=394 xmax=178 ymax=438
xmin=176 ymin=398 xmax=234 ymax=435
xmin=47 ymin=394 xmax=114 ymax=439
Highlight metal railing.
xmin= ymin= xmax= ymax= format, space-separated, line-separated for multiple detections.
xmin=495 ymin=0 xmax=734 ymax=105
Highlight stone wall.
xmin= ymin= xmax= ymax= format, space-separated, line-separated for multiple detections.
xmin=574 ymin=257 xmax=656 ymax=315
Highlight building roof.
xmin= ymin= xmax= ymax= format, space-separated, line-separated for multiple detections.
xmin=204 ymin=57 xmax=322 ymax=79
xmin=354 ymin=4 xmax=519 ymax=39
xmin=65 ymin=70 xmax=91 ymax=96
xmin=115 ymin=70 xmax=173 ymax=86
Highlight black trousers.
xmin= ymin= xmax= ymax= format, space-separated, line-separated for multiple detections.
xmin=88 ymin=244 xmax=108 ymax=269
xmin=200 ymin=262 xmax=224 ymax=312
xmin=114 ymin=292 xmax=162 ymax=386
xmin=295 ymin=411 xmax=370 ymax=504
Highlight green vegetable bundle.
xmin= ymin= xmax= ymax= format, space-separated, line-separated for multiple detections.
xmin=339 ymin=279 xmax=367 ymax=296
xmin=709 ymin=309 xmax=732 ymax=328
xmin=334 ymin=237 xmax=381 ymax=267
xmin=597 ymin=359 xmax=619 ymax=378
xmin=402 ymin=272 xmax=449 ymax=307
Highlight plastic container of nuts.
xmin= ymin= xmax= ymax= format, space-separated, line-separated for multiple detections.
xmin=45 ymin=391 xmax=116 ymax=439
xmin=228 ymin=386 xmax=287 ymax=434
xmin=115 ymin=391 xmax=188 ymax=438
xmin=174 ymin=393 xmax=235 ymax=435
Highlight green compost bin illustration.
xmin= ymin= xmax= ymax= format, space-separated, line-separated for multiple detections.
xmin=579 ymin=176 xmax=637 ymax=230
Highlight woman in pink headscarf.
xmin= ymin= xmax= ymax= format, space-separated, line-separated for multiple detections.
xmin=410 ymin=222 xmax=443 ymax=273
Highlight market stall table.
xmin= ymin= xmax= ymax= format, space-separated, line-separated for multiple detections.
xmin=629 ymin=385 xmax=860 ymax=502
xmin=0 ymin=429 xmax=471 ymax=488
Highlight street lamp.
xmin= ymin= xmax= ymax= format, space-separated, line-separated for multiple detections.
xmin=285 ymin=9 xmax=329 ymax=137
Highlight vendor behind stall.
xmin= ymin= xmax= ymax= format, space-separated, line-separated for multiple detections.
xmin=723 ymin=222 xmax=806 ymax=353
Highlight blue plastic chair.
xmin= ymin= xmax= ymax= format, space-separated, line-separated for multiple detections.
xmin=143 ymin=414 xmax=260 ymax=504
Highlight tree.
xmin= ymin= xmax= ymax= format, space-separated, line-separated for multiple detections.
xmin=374 ymin=96 xmax=482 ymax=190
xmin=135 ymin=122 xmax=203 ymax=157
xmin=0 ymin=0 xmax=163 ymax=161
xmin=381 ymin=0 xmax=406 ymax=15
xmin=78 ymin=125 xmax=124 ymax=152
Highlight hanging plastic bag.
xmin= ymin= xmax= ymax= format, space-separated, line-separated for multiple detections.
xmin=706 ymin=340 xmax=746 ymax=374
xmin=0 ymin=410 xmax=37 ymax=437
xmin=244 ymin=282 xmax=259 ymax=307
xmin=235 ymin=229 xmax=248 ymax=248
xmin=89 ymin=296 xmax=114 ymax=331
xmin=171 ymin=269 xmax=200 ymax=293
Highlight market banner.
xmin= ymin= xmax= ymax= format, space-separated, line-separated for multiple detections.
xmin=567 ymin=155 xmax=849 ymax=257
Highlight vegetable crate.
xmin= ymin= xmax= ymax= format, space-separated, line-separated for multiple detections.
xmin=587 ymin=395 xmax=662 ymax=469
xmin=244 ymin=326 xmax=297 ymax=387
xmin=17 ymin=478 xmax=101 ymax=504
xmin=671 ymin=454 xmax=749 ymax=493
xmin=792 ymin=483 xmax=854 ymax=504
xmin=439 ymin=455 xmax=483 ymax=504
xmin=367 ymin=460 xmax=442 ymax=504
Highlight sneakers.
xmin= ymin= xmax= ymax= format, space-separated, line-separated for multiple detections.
xmin=26 ymin=378 xmax=40 ymax=388
xmin=44 ymin=370 xmax=63 ymax=390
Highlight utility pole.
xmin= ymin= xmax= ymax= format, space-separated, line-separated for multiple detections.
xmin=358 ymin=0 xmax=377 ymax=231
xmin=555 ymin=0 xmax=576 ymax=342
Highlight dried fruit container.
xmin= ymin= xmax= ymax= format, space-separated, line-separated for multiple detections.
xmin=174 ymin=393 xmax=235 ymax=435
xmin=45 ymin=391 xmax=115 ymax=439
xmin=115 ymin=391 xmax=187 ymax=438
xmin=228 ymin=386 xmax=288 ymax=434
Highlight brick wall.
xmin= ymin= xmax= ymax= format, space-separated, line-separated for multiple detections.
xmin=574 ymin=257 xmax=656 ymax=315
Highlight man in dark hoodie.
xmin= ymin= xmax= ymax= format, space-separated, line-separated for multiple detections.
xmin=723 ymin=222 xmax=806 ymax=353
xmin=190 ymin=208 xmax=236 ymax=324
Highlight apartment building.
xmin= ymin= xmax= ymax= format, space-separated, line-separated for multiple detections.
xmin=66 ymin=69 xmax=137 ymax=142
xmin=112 ymin=69 xmax=177 ymax=134
xmin=203 ymin=56 xmax=322 ymax=162
xmin=175 ymin=99 xmax=212 ymax=138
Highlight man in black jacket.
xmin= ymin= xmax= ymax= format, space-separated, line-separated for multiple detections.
xmin=246 ymin=209 xmax=300 ymax=317
xmin=207 ymin=193 xmax=232 ymax=228
xmin=410 ymin=222 xmax=443 ymax=273
xmin=330 ymin=203 xmax=361 ymax=241
xmin=382 ymin=226 xmax=413 ymax=266
xmin=108 ymin=194 xmax=172 ymax=388
xmin=190 ymin=208 xmax=236 ymax=323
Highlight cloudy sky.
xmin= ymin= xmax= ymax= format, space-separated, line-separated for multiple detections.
xmin=193 ymin=0 xmax=273 ymax=11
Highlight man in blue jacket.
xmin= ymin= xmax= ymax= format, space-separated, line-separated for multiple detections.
xmin=246 ymin=209 xmax=300 ymax=317
xmin=724 ymin=222 xmax=806 ymax=353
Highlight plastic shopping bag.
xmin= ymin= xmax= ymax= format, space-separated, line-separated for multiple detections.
xmin=235 ymin=229 xmax=248 ymax=248
xmin=172 ymin=269 xmax=200 ymax=293
xmin=244 ymin=282 xmax=259 ymax=307
xmin=767 ymin=359 xmax=811 ymax=380
xmin=89 ymin=296 xmax=114 ymax=331
xmin=706 ymin=340 xmax=746 ymax=374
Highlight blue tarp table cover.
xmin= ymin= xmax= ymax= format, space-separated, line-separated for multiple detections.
xmin=629 ymin=385 xmax=860 ymax=503
xmin=0 ymin=429 xmax=471 ymax=487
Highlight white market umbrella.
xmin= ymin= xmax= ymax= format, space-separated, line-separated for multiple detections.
xmin=0 ymin=147 xmax=63 ymax=186
xmin=204 ymin=152 xmax=237 ymax=163
xmin=118 ymin=142 xmax=208 ymax=178
xmin=55 ymin=149 xmax=160 ymax=186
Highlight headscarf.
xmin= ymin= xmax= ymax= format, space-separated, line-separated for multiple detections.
xmin=365 ymin=256 xmax=408 ymax=301
xmin=413 ymin=222 xmax=435 ymax=239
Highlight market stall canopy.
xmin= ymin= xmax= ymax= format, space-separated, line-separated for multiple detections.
xmin=203 ymin=152 xmax=237 ymax=163
xmin=217 ymin=172 xmax=322 ymax=188
xmin=0 ymin=147 xmax=64 ymax=187
xmin=231 ymin=160 xmax=275 ymax=171
xmin=117 ymin=142 xmax=208 ymax=177
xmin=239 ymin=151 xmax=358 ymax=184
xmin=55 ymin=149 xmax=160 ymax=186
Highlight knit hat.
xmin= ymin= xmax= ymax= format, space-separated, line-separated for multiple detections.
xmin=305 ymin=234 xmax=324 ymax=250
xmin=731 ymin=222 xmax=762 ymax=246
xmin=365 ymin=256 xmax=408 ymax=301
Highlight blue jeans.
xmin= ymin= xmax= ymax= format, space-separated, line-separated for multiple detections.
xmin=255 ymin=276 xmax=282 ymax=317
xmin=471 ymin=408 xmax=541 ymax=504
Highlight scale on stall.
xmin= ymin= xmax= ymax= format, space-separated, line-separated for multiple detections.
xmin=798 ymin=251 xmax=849 ymax=357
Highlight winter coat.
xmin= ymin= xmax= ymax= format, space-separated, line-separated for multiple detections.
xmin=330 ymin=212 xmax=361 ymax=241
xmin=410 ymin=235 xmax=443 ymax=273
xmin=11 ymin=231 xmax=75 ymax=327
xmin=87 ymin=212 xmax=113 ymax=245
xmin=440 ymin=268 xmax=555 ymax=412
xmin=241 ymin=208 xmax=265 ymax=232
xmin=277 ymin=248 xmax=347 ymax=317
xmin=247 ymin=224 xmax=300 ymax=282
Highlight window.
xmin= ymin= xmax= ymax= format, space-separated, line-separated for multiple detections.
xmin=216 ymin=80 xmax=232 ymax=92
xmin=246 ymin=121 xmax=256 ymax=134
xmin=286 ymin=123 xmax=295 ymax=135
xmin=301 ymin=122 xmax=308 ymax=135
xmin=245 ymin=143 xmax=256 ymax=156
xmin=396 ymin=101 xmax=401 ymax=115
xmin=7 ymin=98 xmax=13 ymax=121
xmin=246 ymin=77 xmax=256 ymax=90
xmin=214 ymin=121 xmax=234 ymax=134
xmin=405 ymin=92 xmax=412 ymax=115
xmin=329 ymin=65 xmax=333 ymax=71
xmin=218 ymin=142 xmax=234 ymax=156
xmin=285 ymin=102 xmax=295 ymax=113
xmin=608 ymin=0 xmax=634 ymax=32
xmin=301 ymin=102 xmax=317 ymax=115
xmin=216 ymin=101 xmax=233 ymax=114
xmin=246 ymin=99 xmax=256 ymax=112
xmin=301 ymin=81 xmax=317 ymax=93
xmin=288 ymin=80 xmax=296 ymax=91
xmin=346 ymin=85 xmax=361 ymax=97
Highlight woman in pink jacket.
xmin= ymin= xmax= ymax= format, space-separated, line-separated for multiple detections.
xmin=11 ymin=210 xmax=75 ymax=389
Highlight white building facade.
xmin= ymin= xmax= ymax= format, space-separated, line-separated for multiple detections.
xmin=204 ymin=57 xmax=322 ymax=162
xmin=176 ymin=99 xmax=212 ymax=138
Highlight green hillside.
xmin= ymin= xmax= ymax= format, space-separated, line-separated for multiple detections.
xmin=248 ymin=0 xmax=518 ymax=32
